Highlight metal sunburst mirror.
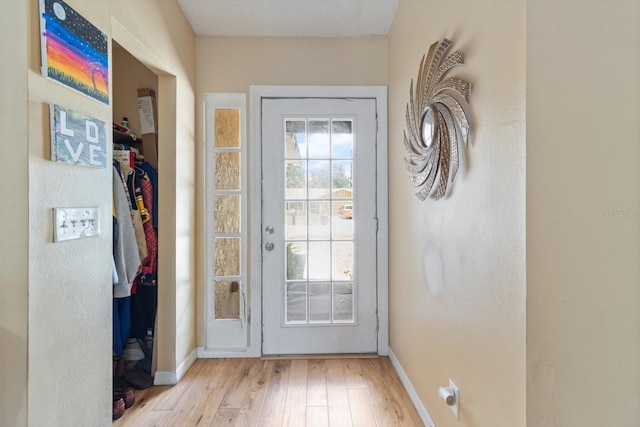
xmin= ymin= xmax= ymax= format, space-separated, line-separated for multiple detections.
xmin=403 ymin=38 xmax=472 ymax=200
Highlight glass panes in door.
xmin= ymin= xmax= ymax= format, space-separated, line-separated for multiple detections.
xmin=284 ymin=118 xmax=355 ymax=324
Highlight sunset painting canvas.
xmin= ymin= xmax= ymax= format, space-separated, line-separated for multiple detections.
xmin=39 ymin=0 xmax=109 ymax=104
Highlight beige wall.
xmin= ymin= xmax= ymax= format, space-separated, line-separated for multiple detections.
xmin=4 ymin=0 xmax=197 ymax=425
xmin=0 ymin=1 xmax=29 ymax=425
xmin=194 ymin=36 xmax=388 ymax=346
xmin=388 ymin=1 xmax=526 ymax=426
xmin=527 ymin=1 xmax=640 ymax=426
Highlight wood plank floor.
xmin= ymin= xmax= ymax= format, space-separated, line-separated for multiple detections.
xmin=113 ymin=357 xmax=423 ymax=427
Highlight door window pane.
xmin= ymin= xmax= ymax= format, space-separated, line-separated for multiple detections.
xmin=332 ymin=160 xmax=352 ymax=192
xmin=332 ymin=241 xmax=353 ymax=281
xmin=308 ymin=242 xmax=330 ymax=281
xmin=331 ymin=120 xmax=353 ymax=158
xmin=333 ymin=201 xmax=353 ymax=240
xmin=286 ymin=282 xmax=307 ymax=323
xmin=310 ymin=282 xmax=331 ymax=323
xmin=286 ymin=120 xmax=307 ymax=158
xmin=308 ymin=201 xmax=330 ymax=240
xmin=309 ymin=160 xmax=330 ymax=199
xmin=285 ymin=160 xmax=307 ymax=199
xmin=286 ymin=242 xmax=307 ymax=280
xmin=285 ymin=201 xmax=306 ymax=240
xmin=333 ymin=282 xmax=353 ymax=322
xmin=308 ymin=120 xmax=330 ymax=158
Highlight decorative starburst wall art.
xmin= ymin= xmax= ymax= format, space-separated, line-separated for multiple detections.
xmin=403 ymin=38 xmax=472 ymax=200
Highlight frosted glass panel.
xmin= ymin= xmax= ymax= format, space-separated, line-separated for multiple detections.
xmin=214 ymin=109 xmax=240 ymax=148
xmin=214 ymin=195 xmax=240 ymax=234
xmin=215 ymin=152 xmax=240 ymax=191
xmin=215 ymin=237 xmax=240 ymax=276
xmin=215 ymin=280 xmax=240 ymax=319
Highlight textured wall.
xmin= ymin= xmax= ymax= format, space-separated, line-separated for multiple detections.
xmin=21 ymin=0 xmax=196 ymax=425
xmin=527 ymin=1 xmax=640 ymax=426
xmin=388 ymin=1 xmax=526 ymax=425
xmin=0 ymin=1 xmax=29 ymax=425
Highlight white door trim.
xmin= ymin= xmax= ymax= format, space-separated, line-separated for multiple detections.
xmin=249 ymin=86 xmax=388 ymax=356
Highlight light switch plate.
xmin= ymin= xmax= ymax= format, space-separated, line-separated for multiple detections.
xmin=53 ymin=207 xmax=100 ymax=242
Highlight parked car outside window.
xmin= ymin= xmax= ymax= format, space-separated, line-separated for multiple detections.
xmin=339 ymin=204 xmax=353 ymax=219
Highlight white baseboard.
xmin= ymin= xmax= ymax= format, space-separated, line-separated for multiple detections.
xmin=388 ymin=347 xmax=435 ymax=427
xmin=153 ymin=370 xmax=176 ymax=385
xmin=153 ymin=348 xmax=197 ymax=386
xmin=197 ymin=346 xmax=259 ymax=358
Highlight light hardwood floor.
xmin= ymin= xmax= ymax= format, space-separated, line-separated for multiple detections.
xmin=113 ymin=357 xmax=423 ymax=426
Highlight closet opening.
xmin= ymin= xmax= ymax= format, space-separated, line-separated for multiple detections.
xmin=112 ymin=40 xmax=160 ymax=418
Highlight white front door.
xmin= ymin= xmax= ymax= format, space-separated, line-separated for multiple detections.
xmin=261 ymin=97 xmax=379 ymax=355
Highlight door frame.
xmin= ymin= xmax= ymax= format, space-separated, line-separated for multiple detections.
xmin=249 ymin=86 xmax=389 ymax=356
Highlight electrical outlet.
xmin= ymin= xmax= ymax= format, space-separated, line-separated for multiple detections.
xmin=54 ymin=207 xmax=100 ymax=242
xmin=449 ymin=379 xmax=460 ymax=420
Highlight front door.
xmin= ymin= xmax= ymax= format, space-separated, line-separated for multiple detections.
xmin=261 ymin=97 xmax=378 ymax=355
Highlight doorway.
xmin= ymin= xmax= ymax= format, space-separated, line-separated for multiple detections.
xmin=250 ymin=86 xmax=389 ymax=356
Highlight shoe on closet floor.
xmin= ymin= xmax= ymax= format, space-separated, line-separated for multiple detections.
xmin=114 ymin=388 xmax=135 ymax=409
xmin=113 ymin=397 xmax=125 ymax=420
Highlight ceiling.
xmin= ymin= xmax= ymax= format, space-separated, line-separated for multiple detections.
xmin=177 ymin=0 xmax=399 ymax=37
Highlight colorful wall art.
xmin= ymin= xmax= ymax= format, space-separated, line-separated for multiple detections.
xmin=39 ymin=0 xmax=109 ymax=104
xmin=50 ymin=104 xmax=108 ymax=168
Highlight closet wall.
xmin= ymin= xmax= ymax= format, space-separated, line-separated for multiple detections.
xmin=113 ymin=43 xmax=158 ymax=137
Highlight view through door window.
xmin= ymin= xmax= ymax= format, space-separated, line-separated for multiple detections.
xmin=283 ymin=118 xmax=356 ymax=324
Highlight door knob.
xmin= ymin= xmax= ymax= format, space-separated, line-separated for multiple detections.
xmin=265 ymin=241 xmax=274 ymax=251
xmin=265 ymin=225 xmax=274 ymax=234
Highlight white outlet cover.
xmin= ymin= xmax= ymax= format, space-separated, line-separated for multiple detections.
xmin=449 ymin=379 xmax=460 ymax=419
xmin=54 ymin=207 xmax=100 ymax=242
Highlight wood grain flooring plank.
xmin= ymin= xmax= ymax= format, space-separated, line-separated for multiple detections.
xmin=211 ymin=407 xmax=241 ymax=426
xmin=282 ymin=359 xmax=308 ymax=426
xmin=257 ymin=360 xmax=292 ymax=427
xmin=342 ymin=359 xmax=367 ymax=389
xmin=306 ymin=405 xmax=329 ymax=427
xmin=359 ymin=358 xmax=422 ymax=427
xmin=232 ymin=360 xmax=273 ymax=427
xmin=113 ymin=386 xmax=172 ymax=427
xmin=325 ymin=359 xmax=353 ymax=427
xmin=161 ymin=376 xmax=213 ymax=426
xmin=184 ymin=387 xmax=227 ymax=427
xmin=347 ymin=388 xmax=377 ymax=427
xmin=113 ymin=357 xmax=422 ymax=427
xmin=306 ymin=359 xmax=328 ymax=407
xmin=221 ymin=358 xmax=267 ymax=408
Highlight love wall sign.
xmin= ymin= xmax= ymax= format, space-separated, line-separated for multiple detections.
xmin=50 ymin=104 xmax=107 ymax=168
